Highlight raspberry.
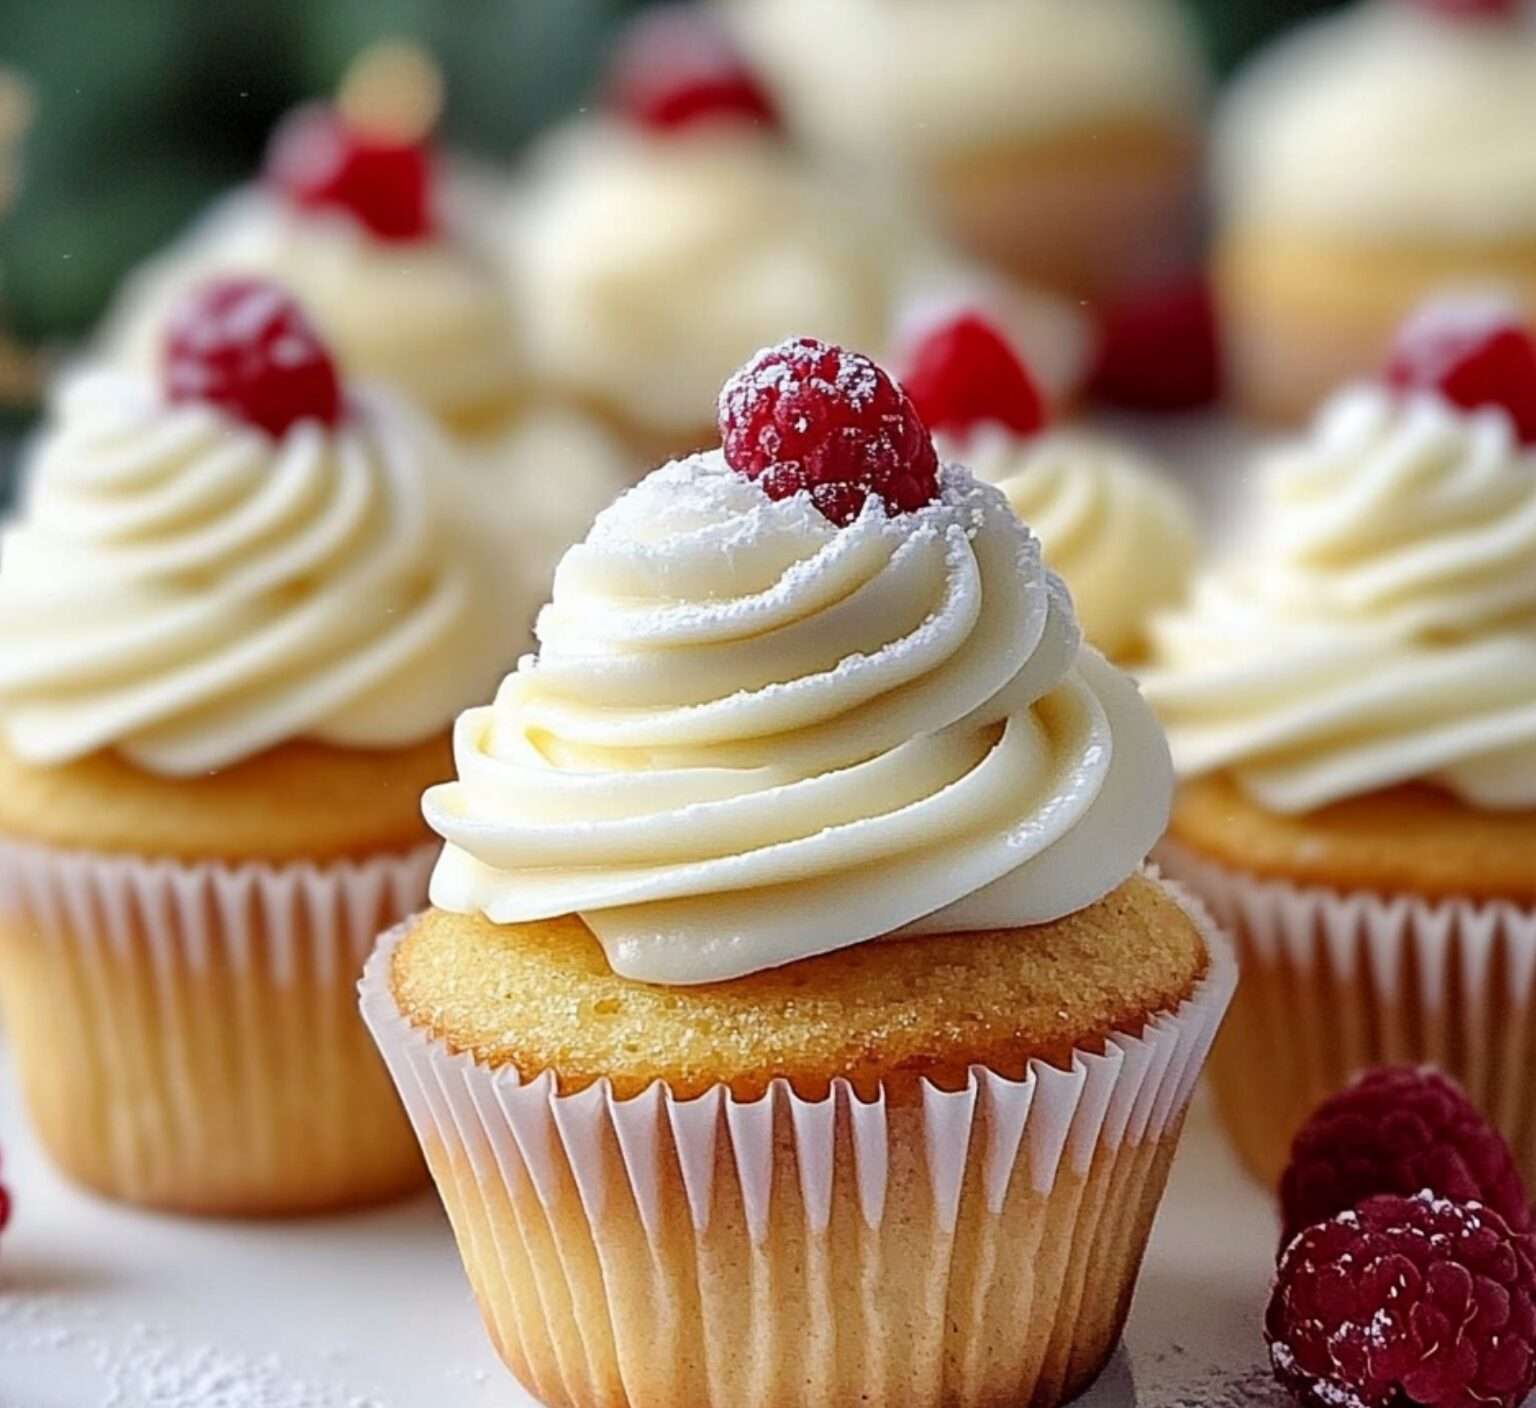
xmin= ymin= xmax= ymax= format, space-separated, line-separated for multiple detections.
xmin=608 ymin=6 xmax=779 ymax=134
xmin=0 ymin=1150 xmax=9 ymax=1243
xmin=1409 ymin=0 xmax=1519 ymax=19
xmin=900 ymin=311 xmax=1047 ymax=439
xmin=1384 ymin=296 xmax=1536 ymax=443
xmin=1091 ymin=273 xmax=1221 ymax=412
xmin=1281 ymin=1067 xmax=1531 ymax=1249
xmin=265 ymin=103 xmax=434 ymax=242
xmin=718 ymin=337 xmax=939 ymax=526
xmin=1268 ymin=1192 xmax=1536 ymax=1408
xmin=164 ymin=279 xmax=343 ymax=438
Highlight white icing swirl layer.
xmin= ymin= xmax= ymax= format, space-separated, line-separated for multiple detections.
xmin=956 ymin=427 xmax=1198 ymax=661
xmin=0 ymin=370 xmax=526 ymax=775
xmin=105 ymin=190 xmax=521 ymax=428
xmin=425 ymin=453 xmax=1173 ymax=985
xmin=1143 ymin=386 xmax=1536 ymax=813
xmin=1218 ymin=2 xmax=1536 ymax=241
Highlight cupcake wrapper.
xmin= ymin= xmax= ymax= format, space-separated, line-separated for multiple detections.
xmin=360 ymin=871 xmax=1235 ymax=1408
xmin=0 ymin=836 xmax=437 ymax=1215
xmin=1156 ymin=840 xmax=1536 ymax=1189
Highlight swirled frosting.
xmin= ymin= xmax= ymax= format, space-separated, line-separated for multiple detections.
xmin=730 ymin=0 xmax=1204 ymax=161
xmin=1142 ymin=385 xmax=1536 ymax=813
xmin=425 ymin=452 xmax=1173 ymax=985
xmin=0 ymin=369 xmax=529 ymax=775
xmin=105 ymin=190 xmax=521 ymax=429
xmin=1218 ymin=2 xmax=1536 ymax=241
xmin=504 ymin=123 xmax=904 ymax=435
xmin=955 ymin=427 xmax=1198 ymax=662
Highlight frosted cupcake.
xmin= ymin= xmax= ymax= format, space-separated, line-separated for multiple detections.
xmin=104 ymin=84 xmax=520 ymax=437
xmin=362 ymin=337 xmax=1234 ymax=1408
xmin=899 ymin=309 xmax=1198 ymax=661
xmin=0 ymin=279 xmax=539 ymax=1215
xmin=729 ymin=0 xmax=1206 ymax=302
xmin=1143 ymin=299 xmax=1536 ymax=1187
xmin=1216 ymin=0 xmax=1536 ymax=423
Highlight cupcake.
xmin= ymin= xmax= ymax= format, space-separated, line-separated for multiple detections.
xmin=1142 ymin=299 xmax=1536 ymax=1189
xmin=729 ymin=0 xmax=1206 ymax=303
xmin=899 ymin=308 xmax=1198 ymax=662
xmin=0 ymin=279 xmax=538 ymax=1215
xmin=103 ymin=71 xmax=520 ymax=438
xmin=361 ymin=337 xmax=1235 ymax=1408
xmin=1215 ymin=0 xmax=1536 ymax=424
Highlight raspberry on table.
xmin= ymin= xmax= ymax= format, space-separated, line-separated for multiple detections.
xmin=164 ymin=278 xmax=344 ymax=438
xmin=265 ymin=103 xmax=434 ymax=242
xmin=899 ymin=311 xmax=1047 ymax=439
xmin=718 ymin=337 xmax=939 ymax=526
xmin=1280 ymin=1067 xmax=1531 ymax=1248
xmin=1267 ymin=1191 xmax=1536 ymax=1408
xmin=607 ymin=5 xmax=779 ymax=134
xmin=1384 ymin=296 xmax=1536 ymax=443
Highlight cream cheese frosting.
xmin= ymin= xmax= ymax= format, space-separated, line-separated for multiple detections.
xmin=104 ymin=190 xmax=521 ymax=428
xmin=0 ymin=369 xmax=529 ymax=775
xmin=729 ymin=0 xmax=1204 ymax=161
xmin=954 ymin=426 xmax=1198 ymax=662
xmin=504 ymin=122 xmax=904 ymax=436
xmin=1142 ymin=385 xmax=1536 ymax=813
xmin=424 ymin=452 xmax=1173 ymax=985
xmin=1218 ymin=1 xmax=1536 ymax=242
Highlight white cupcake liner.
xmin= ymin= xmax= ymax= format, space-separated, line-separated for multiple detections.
xmin=359 ymin=868 xmax=1236 ymax=1243
xmin=0 ymin=835 xmax=438 ymax=1213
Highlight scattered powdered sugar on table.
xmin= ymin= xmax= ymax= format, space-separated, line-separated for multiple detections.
xmin=1139 ymin=1360 xmax=1291 ymax=1408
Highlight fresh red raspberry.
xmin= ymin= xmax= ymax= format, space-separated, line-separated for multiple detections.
xmin=1091 ymin=273 xmax=1221 ymax=412
xmin=0 ymin=1150 xmax=9 ymax=1243
xmin=1268 ymin=1191 xmax=1536 ymax=1408
xmin=164 ymin=278 xmax=343 ymax=438
xmin=1281 ymin=1067 xmax=1531 ymax=1249
xmin=719 ymin=337 xmax=939 ymax=526
xmin=265 ymin=103 xmax=434 ymax=242
xmin=899 ymin=311 xmax=1047 ymax=439
xmin=608 ymin=6 xmax=779 ymax=134
xmin=1384 ymin=296 xmax=1536 ymax=442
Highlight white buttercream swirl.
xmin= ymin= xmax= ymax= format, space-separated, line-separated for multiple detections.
xmin=425 ymin=453 xmax=1172 ymax=985
xmin=955 ymin=426 xmax=1198 ymax=661
xmin=105 ymin=190 xmax=521 ymax=429
xmin=0 ymin=369 xmax=528 ymax=775
xmin=1143 ymin=386 xmax=1536 ymax=813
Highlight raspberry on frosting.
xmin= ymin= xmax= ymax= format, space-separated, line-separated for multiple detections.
xmin=608 ymin=5 xmax=779 ymax=134
xmin=164 ymin=278 xmax=344 ymax=437
xmin=899 ymin=311 xmax=1047 ymax=439
xmin=1384 ymin=296 xmax=1536 ymax=443
xmin=265 ymin=103 xmax=435 ymax=241
xmin=1280 ymin=1067 xmax=1531 ymax=1249
xmin=718 ymin=337 xmax=939 ymax=526
xmin=1267 ymin=1191 xmax=1536 ymax=1408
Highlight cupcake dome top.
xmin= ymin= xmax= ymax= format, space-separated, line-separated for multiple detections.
xmin=424 ymin=339 xmax=1173 ymax=984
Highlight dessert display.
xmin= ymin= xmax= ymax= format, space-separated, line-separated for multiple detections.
xmin=1215 ymin=0 xmax=1536 ymax=422
xmin=729 ymin=0 xmax=1207 ymax=303
xmin=1143 ymin=298 xmax=1536 ymax=1188
xmin=101 ymin=58 xmax=521 ymax=437
xmin=361 ymin=337 xmax=1235 ymax=1408
xmin=900 ymin=308 xmax=1199 ymax=661
xmin=0 ymin=278 xmax=534 ymax=1215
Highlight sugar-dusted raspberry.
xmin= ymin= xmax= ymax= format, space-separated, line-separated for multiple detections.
xmin=164 ymin=279 xmax=343 ymax=437
xmin=608 ymin=5 xmax=778 ymax=133
xmin=265 ymin=103 xmax=434 ymax=241
xmin=899 ymin=311 xmax=1046 ymax=439
xmin=1384 ymin=295 xmax=1536 ymax=442
xmin=1281 ymin=1067 xmax=1530 ymax=1248
xmin=1091 ymin=273 xmax=1221 ymax=412
xmin=1268 ymin=1191 xmax=1536 ymax=1408
xmin=718 ymin=337 xmax=939 ymax=526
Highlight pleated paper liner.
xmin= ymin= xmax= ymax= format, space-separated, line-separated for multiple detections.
xmin=1157 ymin=839 xmax=1536 ymax=1192
xmin=0 ymin=836 xmax=437 ymax=1216
xmin=360 ymin=871 xmax=1236 ymax=1408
